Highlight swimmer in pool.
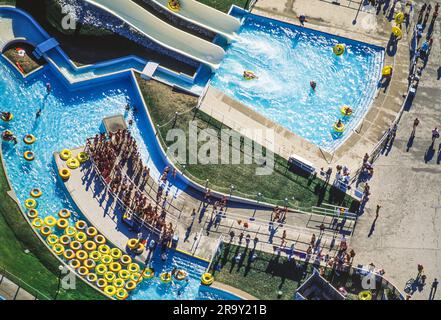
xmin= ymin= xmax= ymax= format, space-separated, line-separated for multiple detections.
xmin=46 ymin=83 xmax=51 ymax=94
xmin=243 ymin=70 xmax=257 ymax=79
xmin=336 ymin=119 xmax=343 ymax=128
xmin=310 ymin=81 xmax=317 ymax=91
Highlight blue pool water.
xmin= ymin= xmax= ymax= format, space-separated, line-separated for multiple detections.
xmin=211 ymin=13 xmax=384 ymax=150
xmin=129 ymin=250 xmax=240 ymax=300
xmin=0 ymin=57 xmax=233 ymax=300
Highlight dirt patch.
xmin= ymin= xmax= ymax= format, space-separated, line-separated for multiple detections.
xmin=2 ymin=43 xmax=46 ymax=75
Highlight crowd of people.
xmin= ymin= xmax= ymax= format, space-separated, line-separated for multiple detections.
xmin=85 ymin=129 xmax=175 ymax=244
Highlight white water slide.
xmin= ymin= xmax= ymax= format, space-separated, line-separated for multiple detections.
xmin=153 ymin=0 xmax=241 ymax=42
xmin=84 ymin=0 xmax=226 ymax=70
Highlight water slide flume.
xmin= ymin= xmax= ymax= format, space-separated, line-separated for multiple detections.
xmin=155 ymin=0 xmax=241 ymax=42
xmin=84 ymin=0 xmax=225 ymax=70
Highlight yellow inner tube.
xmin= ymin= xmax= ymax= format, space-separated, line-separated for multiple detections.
xmin=65 ymin=226 xmax=76 ymax=237
xmin=201 ymin=273 xmax=214 ymax=286
xmin=83 ymin=259 xmax=96 ymax=269
xmin=1 ymin=113 xmax=13 ymax=122
xmin=167 ymin=1 xmax=180 ymax=12
xmin=113 ymin=278 xmax=125 ymax=289
xmin=333 ymin=43 xmax=345 ymax=56
xmin=75 ymin=220 xmax=87 ymax=231
xmin=382 ymin=65 xmax=393 ymax=77
xmin=110 ymin=248 xmax=122 ymax=260
xmin=142 ymin=268 xmax=154 ymax=279
xmin=96 ymin=278 xmax=108 ymax=289
xmin=125 ymin=280 xmax=137 ymax=291
xmin=175 ymin=270 xmax=188 ymax=281
xmin=333 ymin=122 xmax=345 ymax=133
xmin=32 ymin=218 xmax=44 ymax=228
xmin=120 ymin=255 xmax=132 ymax=265
xmin=101 ymin=254 xmax=113 ymax=265
xmin=77 ymin=152 xmax=89 ymax=164
xmin=96 ymin=264 xmax=108 ymax=276
xmin=30 ymin=188 xmax=42 ymax=198
xmin=23 ymin=134 xmax=36 ymax=145
xmin=58 ymin=209 xmax=71 ymax=219
xmin=66 ymin=158 xmax=80 ymax=170
xmin=84 ymin=240 xmax=97 ymax=251
xmin=44 ymin=215 xmax=57 ymax=227
xmin=86 ymin=273 xmax=98 ymax=283
xmin=46 ymin=234 xmax=59 ymax=246
xmin=89 ymin=251 xmax=101 ymax=261
xmin=86 ymin=226 xmax=98 ymax=238
xmin=52 ymin=244 xmax=65 ymax=255
xmin=94 ymin=234 xmax=106 ymax=245
xmin=104 ymin=271 xmax=116 ymax=282
xmin=24 ymin=198 xmax=37 ymax=209
xmin=59 ymin=235 xmax=71 ymax=246
xmin=69 ymin=240 xmax=82 ymax=251
xmin=128 ymin=263 xmax=140 ymax=274
xmin=358 ymin=290 xmax=372 ymax=300
xmin=392 ymin=26 xmax=402 ymax=38
xmin=98 ymin=244 xmax=111 ymax=255
xmin=76 ymin=250 xmax=88 ymax=261
xmin=130 ymin=273 xmax=141 ymax=282
xmin=127 ymin=238 xmax=139 ymax=250
xmin=109 ymin=262 xmax=122 ymax=273
xmin=75 ymin=231 xmax=87 ymax=243
xmin=27 ymin=209 xmax=39 ymax=219
xmin=69 ymin=259 xmax=81 ymax=269
xmin=60 ymin=149 xmax=72 ymax=161
xmin=63 ymin=249 xmax=76 ymax=260
xmin=395 ymin=12 xmax=405 ymax=24
xmin=59 ymin=168 xmax=71 ymax=181
xmin=340 ymin=106 xmax=353 ymax=116
xmin=104 ymin=285 xmax=117 ymax=296
xmin=119 ymin=270 xmax=131 ymax=281
xmin=243 ymin=70 xmax=256 ymax=80
xmin=23 ymin=151 xmax=35 ymax=161
xmin=160 ymin=272 xmax=172 ymax=284
xmin=40 ymin=226 xmax=52 ymax=237
xmin=115 ymin=288 xmax=128 ymax=300
xmin=56 ymin=218 xmax=69 ymax=229
xmin=77 ymin=266 xmax=89 ymax=276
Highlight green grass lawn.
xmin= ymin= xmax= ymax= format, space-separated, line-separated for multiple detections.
xmin=0 ymin=153 xmax=106 ymax=300
xmin=136 ymin=76 xmax=358 ymax=210
xmin=197 ymin=0 xmax=250 ymax=13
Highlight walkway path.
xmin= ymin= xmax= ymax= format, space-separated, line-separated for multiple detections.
xmin=350 ymin=0 xmax=441 ymax=300
xmin=55 ymin=145 xmax=356 ymax=265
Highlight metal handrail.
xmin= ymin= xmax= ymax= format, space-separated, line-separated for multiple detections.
xmin=0 ymin=265 xmax=51 ymax=300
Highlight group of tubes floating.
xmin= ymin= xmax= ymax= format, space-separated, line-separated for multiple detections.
xmin=27 ymin=198 xmax=149 ymax=299
xmin=58 ymin=149 xmax=89 ymax=181
xmin=25 ymin=189 xmax=214 ymax=298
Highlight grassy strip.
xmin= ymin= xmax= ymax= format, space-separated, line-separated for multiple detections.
xmin=209 ymin=242 xmax=315 ymax=300
xmin=136 ymin=76 xmax=358 ymax=210
xmin=196 ymin=0 xmax=249 ymax=13
xmin=0 ymin=153 xmax=106 ymax=300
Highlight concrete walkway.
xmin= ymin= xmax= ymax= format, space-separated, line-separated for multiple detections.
xmin=350 ymin=0 xmax=441 ymax=300
xmin=0 ymin=273 xmax=38 ymax=300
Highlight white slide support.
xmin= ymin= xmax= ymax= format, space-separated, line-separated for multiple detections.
xmin=84 ymin=0 xmax=225 ymax=70
xmin=153 ymin=0 xmax=241 ymax=42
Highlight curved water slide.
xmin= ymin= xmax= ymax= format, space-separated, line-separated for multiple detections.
xmin=153 ymin=0 xmax=241 ymax=42
xmin=84 ymin=0 xmax=225 ymax=70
